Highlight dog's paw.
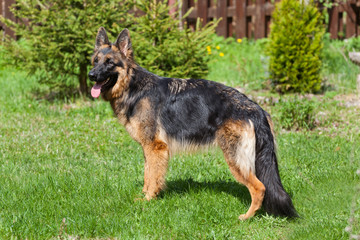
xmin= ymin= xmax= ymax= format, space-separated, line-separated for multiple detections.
xmin=134 ymin=193 xmax=147 ymax=202
xmin=238 ymin=214 xmax=248 ymax=221
xmin=145 ymin=193 xmax=155 ymax=201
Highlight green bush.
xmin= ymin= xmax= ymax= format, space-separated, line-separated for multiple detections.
xmin=275 ymin=97 xmax=317 ymax=130
xmin=267 ymin=0 xmax=325 ymax=93
xmin=0 ymin=0 xmax=217 ymax=97
xmin=130 ymin=0 xmax=218 ymax=79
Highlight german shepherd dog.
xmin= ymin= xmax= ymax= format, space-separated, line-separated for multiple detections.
xmin=88 ymin=27 xmax=298 ymax=220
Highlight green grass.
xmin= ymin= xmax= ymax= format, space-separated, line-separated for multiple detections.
xmin=0 ymin=39 xmax=360 ymax=239
xmin=321 ymin=35 xmax=360 ymax=93
xmin=206 ymin=36 xmax=270 ymax=91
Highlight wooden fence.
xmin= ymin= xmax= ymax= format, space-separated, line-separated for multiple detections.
xmin=182 ymin=0 xmax=279 ymax=39
xmin=182 ymin=0 xmax=360 ymax=39
xmin=1 ymin=0 xmax=360 ymax=40
xmin=328 ymin=0 xmax=360 ymax=39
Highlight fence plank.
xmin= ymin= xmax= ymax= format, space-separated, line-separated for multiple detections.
xmin=346 ymin=3 xmax=357 ymax=38
xmin=254 ymin=0 xmax=265 ymax=39
xmin=235 ymin=0 xmax=246 ymax=39
xmin=216 ymin=0 xmax=227 ymax=37
xmin=197 ymin=0 xmax=208 ymax=26
xmin=182 ymin=0 xmax=189 ymax=23
xmin=328 ymin=5 xmax=339 ymax=39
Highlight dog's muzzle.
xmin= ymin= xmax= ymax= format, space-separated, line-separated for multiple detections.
xmin=88 ymin=70 xmax=96 ymax=81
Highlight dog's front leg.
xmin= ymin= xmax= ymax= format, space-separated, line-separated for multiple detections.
xmin=142 ymin=140 xmax=169 ymax=200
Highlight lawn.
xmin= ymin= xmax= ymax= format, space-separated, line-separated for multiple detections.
xmin=0 ymin=37 xmax=359 ymax=239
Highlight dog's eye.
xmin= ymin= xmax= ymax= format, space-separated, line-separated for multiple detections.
xmin=94 ymin=57 xmax=99 ymax=64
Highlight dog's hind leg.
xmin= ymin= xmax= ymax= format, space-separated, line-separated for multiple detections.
xmin=217 ymin=120 xmax=265 ymax=220
xmin=142 ymin=139 xmax=169 ymax=200
xmin=226 ymin=161 xmax=265 ymax=220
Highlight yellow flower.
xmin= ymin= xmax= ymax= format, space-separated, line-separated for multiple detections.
xmin=206 ymin=46 xmax=211 ymax=51
xmin=219 ymin=52 xmax=224 ymax=57
xmin=216 ymin=46 xmax=220 ymax=50
xmin=237 ymin=38 xmax=242 ymax=43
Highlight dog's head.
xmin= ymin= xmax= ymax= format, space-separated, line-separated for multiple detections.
xmin=89 ymin=27 xmax=135 ymax=100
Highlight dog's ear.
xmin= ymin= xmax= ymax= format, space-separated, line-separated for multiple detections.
xmin=115 ymin=28 xmax=133 ymax=58
xmin=95 ymin=27 xmax=110 ymax=51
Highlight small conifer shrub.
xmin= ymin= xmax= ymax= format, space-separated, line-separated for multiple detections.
xmin=268 ymin=0 xmax=325 ymax=93
xmin=132 ymin=0 xmax=218 ymax=79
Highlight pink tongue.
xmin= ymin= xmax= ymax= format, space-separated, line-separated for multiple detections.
xmin=91 ymin=83 xmax=103 ymax=98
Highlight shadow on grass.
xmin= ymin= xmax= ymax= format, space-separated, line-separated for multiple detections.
xmin=160 ymin=178 xmax=251 ymax=202
xmin=159 ymin=178 xmax=268 ymax=217
xmin=137 ymin=178 xmax=300 ymax=219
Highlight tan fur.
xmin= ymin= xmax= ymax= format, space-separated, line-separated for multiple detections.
xmin=235 ymin=120 xmax=256 ymax=176
xmin=226 ymin=161 xmax=265 ymax=220
xmin=99 ymin=44 xmax=110 ymax=50
xmin=124 ymin=98 xmax=154 ymax=143
xmin=216 ymin=120 xmax=256 ymax=177
xmin=111 ymin=98 xmax=155 ymax=145
xmin=142 ymin=138 xmax=169 ymax=200
xmin=216 ymin=119 xmax=264 ymax=219
xmin=111 ymin=45 xmax=119 ymax=52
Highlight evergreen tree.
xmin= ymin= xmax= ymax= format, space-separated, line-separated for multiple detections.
xmin=268 ymin=0 xmax=325 ymax=93
xmin=132 ymin=0 xmax=218 ymax=79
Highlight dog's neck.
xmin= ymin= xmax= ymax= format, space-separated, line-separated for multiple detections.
xmin=108 ymin=65 xmax=158 ymax=125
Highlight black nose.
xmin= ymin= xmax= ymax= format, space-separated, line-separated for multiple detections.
xmin=88 ymin=71 xmax=96 ymax=81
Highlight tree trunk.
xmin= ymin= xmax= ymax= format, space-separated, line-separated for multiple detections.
xmin=79 ymin=63 xmax=88 ymax=97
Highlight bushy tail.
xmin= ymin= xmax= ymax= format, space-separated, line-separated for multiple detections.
xmin=254 ymin=113 xmax=298 ymax=218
